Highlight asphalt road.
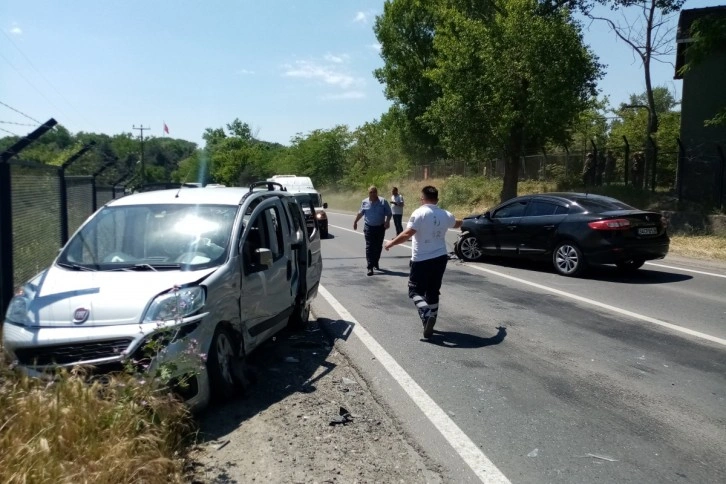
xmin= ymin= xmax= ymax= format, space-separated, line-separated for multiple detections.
xmin=311 ymin=210 xmax=726 ymax=484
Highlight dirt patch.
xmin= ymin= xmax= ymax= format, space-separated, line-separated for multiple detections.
xmin=186 ymin=319 xmax=443 ymax=483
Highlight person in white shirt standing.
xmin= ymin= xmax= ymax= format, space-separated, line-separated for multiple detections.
xmin=390 ymin=187 xmax=405 ymax=236
xmin=384 ymin=185 xmax=462 ymax=338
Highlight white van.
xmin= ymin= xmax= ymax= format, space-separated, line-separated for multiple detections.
xmin=268 ymin=175 xmax=329 ymax=238
xmin=3 ymin=182 xmax=323 ymax=411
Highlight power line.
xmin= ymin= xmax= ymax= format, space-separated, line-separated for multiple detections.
xmin=1 ymin=30 xmax=91 ymax=131
xmin=0 ymin=51 xmax=69 ymax=126
xmin=0 ymin=100 xmax=41 ymax=125
xmin=0 ymin=120 xmax=39 ymax=127
xmin=0 ymin=126 xmax=20 ymax=137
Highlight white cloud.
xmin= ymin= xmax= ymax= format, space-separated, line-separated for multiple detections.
xmin=10 ymin=25 xmax=22 ymax=35
xmin=324 ymin=53 xmax=349 ymax=64
xmin=283 ymin=59 xmax=363 ymax=90
xmin=322 ymin=91 xmax=366 ymax=100
xmin=354 ymin=10 xmax=378 ymax=24
xmin=369 ymin=43 xmax=381 ymax=52
xmin=236 ymin=68 xmax=255 ymax=75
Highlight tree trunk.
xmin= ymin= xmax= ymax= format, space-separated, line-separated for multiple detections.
xmin=500 ymin=126 xmax=523 ymax=202
xmin=500 ymin=153 xmax=520 ymax=202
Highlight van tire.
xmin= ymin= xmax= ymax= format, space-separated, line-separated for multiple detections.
xmin=207 ymin=325 xmax=243 ymax=400
xmin=288 ymin=299 xmax=310 ymax=330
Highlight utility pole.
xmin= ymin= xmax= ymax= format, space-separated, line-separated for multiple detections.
xmin=132 ymin=124 xmax=149 ymax=186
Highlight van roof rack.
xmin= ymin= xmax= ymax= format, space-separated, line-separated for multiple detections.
xmin=247 ymin=181 xmax=287 ymax=193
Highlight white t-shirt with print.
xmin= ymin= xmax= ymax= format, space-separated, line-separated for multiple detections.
xmin=407 ymin=204 xmax=456 ymax=262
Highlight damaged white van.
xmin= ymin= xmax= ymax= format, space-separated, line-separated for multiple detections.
xmin=2 ymin=181 xmax=322 ymax=410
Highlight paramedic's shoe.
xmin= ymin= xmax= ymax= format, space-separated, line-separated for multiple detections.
xmin=423 ymin=316 xmax=436 ymax=338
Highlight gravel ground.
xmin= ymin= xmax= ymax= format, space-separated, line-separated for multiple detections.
xmin=187 ymin=317 xmax=443 ymax=483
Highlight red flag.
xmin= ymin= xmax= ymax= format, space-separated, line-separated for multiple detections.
xmin=163 ymin=122 xmax=169 ymax=134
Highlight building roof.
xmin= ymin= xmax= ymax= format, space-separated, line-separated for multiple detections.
xmin=674 ymin=5 xmax=726 ymax=79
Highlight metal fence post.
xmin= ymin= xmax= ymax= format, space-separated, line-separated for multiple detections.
xmin=0 ymin=161 xmax=13 ymax=314
xmin=648 ymin=136 xmax=658 ymax=193
xmin=717 ymin=144 xmax=725 ymax=211
xmin=623 ymin=136 xmax=630 ymax=186
xmin=676 ymin=138 xmax=686 ymax=202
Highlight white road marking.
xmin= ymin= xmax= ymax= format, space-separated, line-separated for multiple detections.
xmin=329 ymin=223 xmax=726 ymax=347
xmin=644 ymin=262 xmax=726 ymax=279
xmin=318 ymin=285 xmax=511 ymax=484
xmin=462 ymin=263 xmax=726 ymax=347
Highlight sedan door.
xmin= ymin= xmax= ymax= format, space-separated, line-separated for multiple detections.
xmin=475 ymin=199 xmax=528 ymax=255
xmin=517 ymin=200 xmax=569 ymax=256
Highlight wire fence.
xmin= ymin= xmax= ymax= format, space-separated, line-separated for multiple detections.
xmin=0 ymin=158 xmax=126 ymax=314
xmin=411 ymin=137 xmax=725 ymax=208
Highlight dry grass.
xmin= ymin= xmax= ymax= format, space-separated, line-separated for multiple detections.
xmin=669 ymin=235 xmax=726 ymax=261
xmin=0 ymin=357 xmax=193 ymax=484
xmin=322 ymin=177 xmax=726 ymax=261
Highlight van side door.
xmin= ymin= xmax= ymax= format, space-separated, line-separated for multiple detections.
xmin=239 ymin=198 xmax=295 ymax=347
xmin=294 ymin=196 xmax=322 ymax=300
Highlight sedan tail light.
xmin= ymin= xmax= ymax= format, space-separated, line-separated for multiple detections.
xmin=588 ymin=218 xmax=631 ymax=230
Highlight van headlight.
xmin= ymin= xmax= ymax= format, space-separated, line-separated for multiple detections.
xmin=5 ymin=285 xmax=36 ymax=326
xmin=143 ymin=286 xmax=205 ymax=323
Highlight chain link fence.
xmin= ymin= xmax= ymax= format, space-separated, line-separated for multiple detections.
xmin=0 ymin=158 xmax=125 ymax=313
xmin=411 ymin=137 xmax=723 ymax=206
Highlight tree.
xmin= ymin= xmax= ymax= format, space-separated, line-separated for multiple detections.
xmin=373 ymin=0 xmax=446 ymax=161
xmin=587 ymin=0 xmax=686 ymax=138
xmin=424 ymin=0 xmax=601 ymax=200
xmin=281 ymin=127 xmax=352 ymax=186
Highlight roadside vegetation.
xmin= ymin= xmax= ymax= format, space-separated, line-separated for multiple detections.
xmin=0 ymin=355 xmax=193 ymax=484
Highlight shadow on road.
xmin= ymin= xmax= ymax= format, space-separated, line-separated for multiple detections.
xmin=423 ymin=325 xmax=507 ymax=348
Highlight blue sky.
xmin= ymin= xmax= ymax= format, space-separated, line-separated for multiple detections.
xmin=1 ymin=0 xmax=723 ymax=148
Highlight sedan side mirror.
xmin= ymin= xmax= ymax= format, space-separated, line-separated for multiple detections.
xmin=483 ymin=211 xmax=491 ymax=219
xmin=323 ymin=202 xmax=328 ymax=209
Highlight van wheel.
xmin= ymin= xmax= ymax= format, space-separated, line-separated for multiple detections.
xmin=288 ymin=299 xmax=310 ymax=330
xmin=552 ymin=241 xmax=587 ymax=277
xmin=207 ymin=325 xmax=243 ymax=400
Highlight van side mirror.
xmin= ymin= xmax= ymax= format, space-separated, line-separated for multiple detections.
xmin=256 ymin=248 xmax=273 ymax=268
xmin=323 ymin=202 xmax=328 ymax=209
xmin=291 ymin=231 xmax=305 ymax=250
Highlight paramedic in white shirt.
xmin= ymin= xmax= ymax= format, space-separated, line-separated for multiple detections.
xmin=384 ymin=185 xmax=462 ymax=338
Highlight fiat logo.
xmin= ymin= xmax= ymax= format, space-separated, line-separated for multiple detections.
xmin=73 ymin=308 xmax=90 ymax=324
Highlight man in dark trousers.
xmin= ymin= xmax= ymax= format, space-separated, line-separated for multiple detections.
xmin=353 ymin=185 xmax=392 ymax=276
xmin=384 ymin=185 xmax=462 ymax=338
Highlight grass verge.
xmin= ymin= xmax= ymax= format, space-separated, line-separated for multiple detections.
xmin=0 ymin=355 xmax=194 ymax=484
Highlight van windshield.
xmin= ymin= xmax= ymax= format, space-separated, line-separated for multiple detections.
xmin=58 ymin=204 xmax=238 ymax=270
xmin=294 ymin=193 xmax=322 ymax=208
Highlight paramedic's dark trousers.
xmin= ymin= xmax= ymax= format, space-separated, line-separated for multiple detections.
xmin=408 ymin=254 xmax=448 ymax=323
xmin=364 ymin=224 xmax=385 ymax=270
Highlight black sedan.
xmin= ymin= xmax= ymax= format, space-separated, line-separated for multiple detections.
xmin=453 ymin=193 xmax=669 ymax=277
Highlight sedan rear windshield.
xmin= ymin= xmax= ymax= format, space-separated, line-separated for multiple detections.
xmin=571 ymin=197 xmax=635 ymax=213
xmin=59 ymin=204 xmax=238 ymax=270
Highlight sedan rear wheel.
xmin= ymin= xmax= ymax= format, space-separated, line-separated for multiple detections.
xmin=553 ymin=241 xmax=586 ymax=277
xmin=616 ymin=258 xmax=645 ymax=273
xmin=455 ymin=232 xmax=483 ymax=261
